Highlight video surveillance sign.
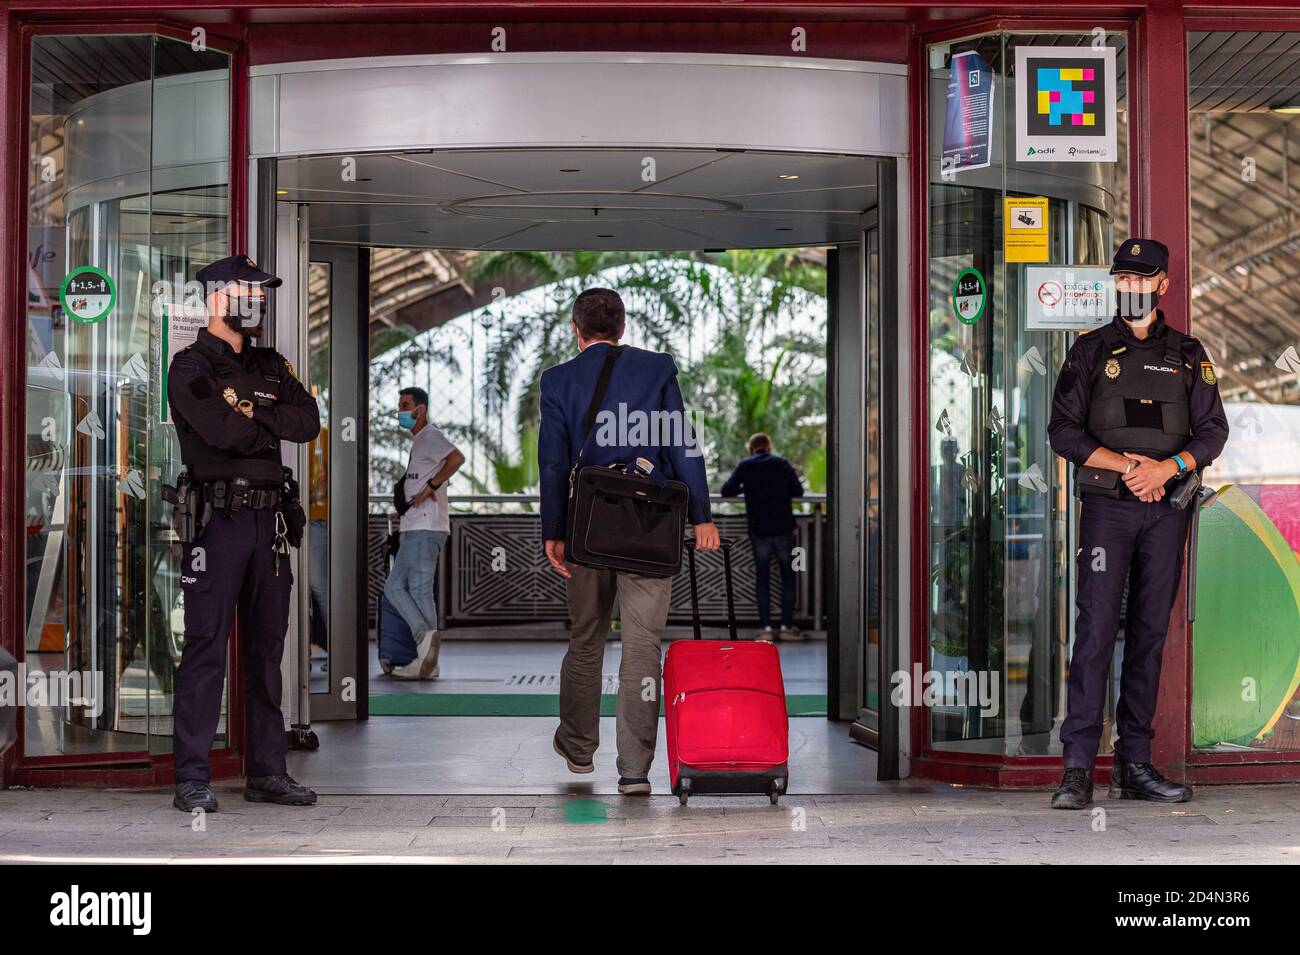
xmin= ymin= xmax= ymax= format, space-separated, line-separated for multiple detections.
xmin=1015 ymin=45 xmax=1117 ymax=163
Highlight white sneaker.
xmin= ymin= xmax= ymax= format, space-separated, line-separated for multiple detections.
xmin=778 ymin=626 xmax=806 ymax=642
xmin=418 ymin=629 xmax=441 ymax=678
xmin=392 ymin=631 xmax=440 ymax=680
xmin=757 ymin=626 xmax=775 ymax=642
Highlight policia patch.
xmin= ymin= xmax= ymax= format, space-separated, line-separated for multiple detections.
xmin=1201 ymin=361 xmax=1217 ymax=385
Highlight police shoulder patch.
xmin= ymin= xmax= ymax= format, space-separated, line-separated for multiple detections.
xmin=1200 ymin=362 xmax=1217 ymax=385
xmin=283 ymin=357 xmax=298 ymax=380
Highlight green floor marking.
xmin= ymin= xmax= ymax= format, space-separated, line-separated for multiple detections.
xmin=367 ymin=692 xmax=827 ymax=718
xmin=562 ymin=799 xmax=608 ymax=824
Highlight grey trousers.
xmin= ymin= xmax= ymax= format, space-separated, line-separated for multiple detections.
xmin=558 ymin=562 xmax=672 ymax=778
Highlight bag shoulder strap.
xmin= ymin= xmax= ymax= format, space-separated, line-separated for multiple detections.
xmin=574 ymin=344 xmax=625 ymax=468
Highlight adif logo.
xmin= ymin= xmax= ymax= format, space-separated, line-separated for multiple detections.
xmin=50 ymin=885 xmax=151 ymax=935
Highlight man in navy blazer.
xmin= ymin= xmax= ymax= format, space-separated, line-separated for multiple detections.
xmin=538 ymin=288 xmax=718 ymax=796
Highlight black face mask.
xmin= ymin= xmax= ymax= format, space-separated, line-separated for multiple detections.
xmin=1117 ymin=288 xmax=1160 ymax=321
xmin=223 ymin=295 xmax=265 ymax=339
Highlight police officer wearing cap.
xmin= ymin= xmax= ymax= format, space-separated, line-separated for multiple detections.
xmin=166 ymin=254 xmax=321 ymax=812
xmin=1046 ymin=238 xmax=1228 ymax=810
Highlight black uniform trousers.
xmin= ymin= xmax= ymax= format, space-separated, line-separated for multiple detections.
xmin=173 ymin=505 xmax=292 ymax=783
xmin=1061 ymin=493 xmax=1192 ymax=770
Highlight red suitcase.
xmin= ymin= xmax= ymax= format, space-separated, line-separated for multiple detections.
xmin=664 ymin=540 xmax=790 ymax=805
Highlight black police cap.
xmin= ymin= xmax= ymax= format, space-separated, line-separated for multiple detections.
xmin=1110 ymin=237 xmax=1169 ymax=277
xmin=195 ymin=254 xmax=282 ymax=288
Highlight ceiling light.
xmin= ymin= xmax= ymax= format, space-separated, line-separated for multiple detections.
xmin=1271 ymin=96 xmax=1300 ymax=113
xmin=275 ymin=189 xmax=288 ymax=196
xmin=778 ymin=174 xmax=799 ymax=180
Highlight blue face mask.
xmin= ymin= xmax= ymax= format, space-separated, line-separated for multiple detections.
xmin=397 ymin=410 xmax=416 ymax=430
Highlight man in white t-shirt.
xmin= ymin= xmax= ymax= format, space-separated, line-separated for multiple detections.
xmin=383 ymin=386 xmax=464 ymax=679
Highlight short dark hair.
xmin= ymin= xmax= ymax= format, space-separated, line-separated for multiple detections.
xmin=399 ymin=386 xmax=429 ymax=408
xmin=748 ymin=433 xmax=772 ymax=453
xmin=572 ymin=288 xmax=625 ymax=342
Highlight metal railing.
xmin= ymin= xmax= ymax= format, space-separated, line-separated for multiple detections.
xmin=365 ymin=493 xmax=827 ymax=629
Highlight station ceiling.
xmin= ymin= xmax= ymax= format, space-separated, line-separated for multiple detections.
xmin=1187 ymin=32 xmax=1300 ymax=405
xmin=277 ymin=147 xmax=878 ymax=253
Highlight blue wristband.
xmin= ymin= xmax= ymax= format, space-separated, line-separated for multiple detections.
xmin=1172 ymin=454 xmax=1187 ymax=472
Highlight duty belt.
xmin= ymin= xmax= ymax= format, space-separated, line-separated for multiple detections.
xmin=203 ymin=478 xmax=282 ymax=514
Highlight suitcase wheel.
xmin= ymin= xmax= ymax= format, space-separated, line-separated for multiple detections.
xmin=286 ymin=727 xmax=320 ymax=752
xmin=769 ymin=779 xmax=783 ymax=805
xmin=678 ymin=780 xmax=691 ymax=806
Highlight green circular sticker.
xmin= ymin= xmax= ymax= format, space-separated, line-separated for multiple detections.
xmin=60 ymin=266 xmax=116 ymax=325
xmin=952 ymin=267 xmax=986 ymax=325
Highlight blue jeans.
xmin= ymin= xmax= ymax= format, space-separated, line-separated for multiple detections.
xmin=383 ymin=530 xmax=447 ymax=635
xmin=751 ymin=533 xmax=796 ymax=629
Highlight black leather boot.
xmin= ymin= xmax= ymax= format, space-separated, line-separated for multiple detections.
xmin=1109 ymin=759 xmax=1191 ymax=802
xmin=245 ymin=773 xmax=318 ymax=806
xmin=1050 ymin=768 xmax=1094 ymax=809
xmin=173 ymin=780 xmax=219 ymax=812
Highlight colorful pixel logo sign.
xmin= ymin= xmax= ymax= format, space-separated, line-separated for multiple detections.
xmin=1025 ymin=57 xmax=1108 ymax=137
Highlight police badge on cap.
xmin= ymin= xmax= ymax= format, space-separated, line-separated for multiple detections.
xmin=195 ymin=254 xmax=283 ymax=289
xmin=1109 ymin=237 xmax=1169 ymax=277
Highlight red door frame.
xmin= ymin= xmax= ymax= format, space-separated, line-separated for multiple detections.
xmin=906 ymin=11 xmax=1146 ymax=788
xmin=907 ymin=4 xmax=1300 ymax=788
xmin=4 ymin=0 xmax=1300 ymax=789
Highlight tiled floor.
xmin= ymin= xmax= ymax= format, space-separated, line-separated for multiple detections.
xmin=285 ymin=715 xmax=875 ymax=795
xmin=3 ymin=784 xmax=1298 ymax=864
xmin=294 ymin=635 xmax=849 ymax=795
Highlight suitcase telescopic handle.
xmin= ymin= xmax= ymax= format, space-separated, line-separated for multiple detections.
xmin=685 ymin=537 xmax=736 ymax=641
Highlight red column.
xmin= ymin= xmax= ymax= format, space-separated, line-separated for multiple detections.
xmin=0 ymin=12 xmax=23 ymax=788
xmin=1133 ymin=0 xmax=1192 ymax=781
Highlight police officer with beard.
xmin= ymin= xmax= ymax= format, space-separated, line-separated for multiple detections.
xmin=167 ymin=254 xmax=320 ymax=812
xmin=1047 ymin=238 xmax=1228 ymax=810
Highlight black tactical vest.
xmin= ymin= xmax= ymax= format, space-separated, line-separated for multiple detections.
xmin=1086 ymin=322 xmax=1192 ymax=458
xmin=174 ymin=342 xmax=286 ymax=484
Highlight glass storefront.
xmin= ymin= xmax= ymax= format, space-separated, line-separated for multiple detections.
xmin=926 ymin=31 xmax=1130 ymax=756
xmin=1187 ymin=31 xmax=1300 ymax=758
xmin=24 ymin=35 xmax=231 ymax=759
